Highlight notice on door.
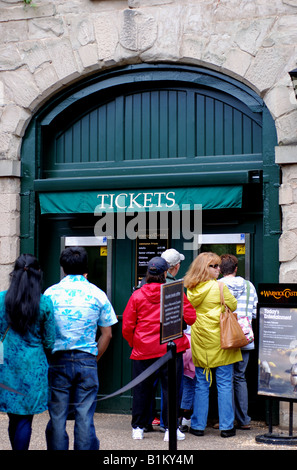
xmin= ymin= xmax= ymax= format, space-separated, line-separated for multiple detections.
xmin=258 ymin=305 xmax=297 ymax=399
xmin=160 ymin=280 xmax=184 ymax=344
xmin=135 ymin=234 xmax=168 ymax=286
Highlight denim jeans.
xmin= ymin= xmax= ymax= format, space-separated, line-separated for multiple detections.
xmin=191 ymin=364 xmax=234 ymax=431
xmin=180 ymin=375 xmax=196 ymax=410
xmin=46 ymin=350 xmax=99 ymax=450
xmin=233 ymin=350 xmax=251 ymax=426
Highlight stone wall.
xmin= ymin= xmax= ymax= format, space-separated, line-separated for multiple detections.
xmin=1 ymin=0 xmax=297 ymax=430
xmin=0 ymin=0 xmax=297 ymax=288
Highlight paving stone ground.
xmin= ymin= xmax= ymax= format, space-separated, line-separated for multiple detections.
xmin=0 ymin=411 xmax=296 ymax=452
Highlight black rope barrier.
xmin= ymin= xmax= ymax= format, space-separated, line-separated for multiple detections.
xmin=97 ymin=349 xmax=172 ymax=402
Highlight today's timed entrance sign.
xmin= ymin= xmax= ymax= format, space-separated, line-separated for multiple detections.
xmin=160 ymin=280 xmax=184 ymax=344
xmin=258 ymin=284 xmax=297 ymax=400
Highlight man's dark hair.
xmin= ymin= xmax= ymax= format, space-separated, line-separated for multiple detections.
xmin=145 ymin=272 xmax=166 ymax=284
xmin=220 ymin=254 xmax=238 ymax=276
xmin=60 ymin=246 xmax=88 ymax=275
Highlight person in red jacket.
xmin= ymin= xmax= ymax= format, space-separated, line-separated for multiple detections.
xmin=122 ymin=256 xmax=196 ymax=441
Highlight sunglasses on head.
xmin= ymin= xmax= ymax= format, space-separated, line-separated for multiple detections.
xmin=209 ymin=264 xmax=220 ymax=269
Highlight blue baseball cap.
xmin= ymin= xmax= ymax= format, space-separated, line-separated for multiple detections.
xmin=147 ymin=256 xmax=170 ymax=274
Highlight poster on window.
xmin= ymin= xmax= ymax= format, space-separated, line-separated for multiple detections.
xmin=135 ymin=232 xmax=168 ymax=286
xmin=258 ymin=304 xmax=297 ymax=399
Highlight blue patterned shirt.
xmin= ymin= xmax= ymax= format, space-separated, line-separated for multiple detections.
xmin=44 ymin=275 xmax=118 ymax=355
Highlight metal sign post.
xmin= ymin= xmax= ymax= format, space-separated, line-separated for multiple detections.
xmin=160 ymin=280 xmax=184 ymax=451
xmin=167 ymin=341 xmax=177 ymax=451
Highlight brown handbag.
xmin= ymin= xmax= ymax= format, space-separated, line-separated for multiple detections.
xmin=218 ymin=282 xmax=248 ymax=349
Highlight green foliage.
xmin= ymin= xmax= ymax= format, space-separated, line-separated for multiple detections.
xmin=23 ymin=0 xmax=37 ymax=6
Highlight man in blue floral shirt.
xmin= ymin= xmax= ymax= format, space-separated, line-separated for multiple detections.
xmin=44 ymin=246 xmax=117 ymax=450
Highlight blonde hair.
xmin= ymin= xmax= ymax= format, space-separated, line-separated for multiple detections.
xmin=184 ymin=252 xmax=221 ymax=289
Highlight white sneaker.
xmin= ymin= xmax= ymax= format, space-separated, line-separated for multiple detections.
xmin=177 ymin=428 xmax=186 ymax=440
xmin=181 ymin=417 xmax=191 ymax=427
xmin=164 ymin=428 xmax=185 ymax=441
xmin=132 ymin=427 xmax=144 ymax=440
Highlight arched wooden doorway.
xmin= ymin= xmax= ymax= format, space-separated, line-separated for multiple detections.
xmin=21 ymin=63 xmax=279 ymax=416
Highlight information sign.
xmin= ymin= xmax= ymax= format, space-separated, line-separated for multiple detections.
xmin=257 ymin=284 xmax=297 ymax=400
xmin=135 ymin=233 xmax=168 ymax=286
xmin=160 ymin=280 xmax=184 ymax=344
xmin=258 ymin=283 xmax=297 ymax=305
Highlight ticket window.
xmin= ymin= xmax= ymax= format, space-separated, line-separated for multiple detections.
xmin=198 ymin=233 xmax=250 ymax=279
xmin=61 ymin=236 xmax=112 ymax=298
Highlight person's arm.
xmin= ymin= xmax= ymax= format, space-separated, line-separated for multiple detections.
xmin=183 ymin=293 xmax=197 ymax=325
xmin=186 ymin=286 xmax=203 ymax=309
xmin=122 ymin=295 xmax=137 ymax=348
xmin=251 ymin=283 xmax=258 ymax=319
xmin=222 ymin=283 xmax=237 ymax=312
xmin=97 ymin=326 xmax=112 ymax=361
xmin=42 ymin=296 xmax=56 ymax=351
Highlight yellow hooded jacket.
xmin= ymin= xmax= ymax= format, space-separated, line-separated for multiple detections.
xmin=187 ymin=280 xmax=242 ymax=380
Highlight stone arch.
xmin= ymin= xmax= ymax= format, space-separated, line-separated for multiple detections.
xmin=19 ymin=63 xmax=279 ymax=288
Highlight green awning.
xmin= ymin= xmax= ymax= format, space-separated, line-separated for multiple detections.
xmin=38 ymin=186 xmax=242 ymax=214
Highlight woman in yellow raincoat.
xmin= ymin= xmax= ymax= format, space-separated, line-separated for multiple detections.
xmin=184 ymin=252 xmax=242 ymax=438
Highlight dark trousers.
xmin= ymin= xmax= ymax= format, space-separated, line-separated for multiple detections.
xmin=131 ymin=353 xmax=183 ymax=430
xmin=8 ymin=414 xmax=34 ymax=450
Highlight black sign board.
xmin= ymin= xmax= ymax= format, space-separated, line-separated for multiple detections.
xmin=257 ymin=284 xmax=297 ymax=401
xmin=135 ymin=233 xmax=168 ymax=286
xmin=258 ymin=283 xmax=297 ymax=305
xmin=160 ymin=280 xmax=184 ymax=344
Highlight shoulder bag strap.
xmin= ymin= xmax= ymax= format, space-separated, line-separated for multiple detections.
xmin=245 ymin=280 xmax=250 ymax=315
xmin=218 ymin=281 xmax=225 ymax=311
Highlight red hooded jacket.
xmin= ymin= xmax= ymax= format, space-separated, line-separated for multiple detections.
xmin=122 ymin=283 xmax=196 ymax=360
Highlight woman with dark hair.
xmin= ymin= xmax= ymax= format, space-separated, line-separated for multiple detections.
xmin=122 ymin=256 xmax=196 ymax=442
xmin=0 ymin=254 xmax=55 ymax=450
